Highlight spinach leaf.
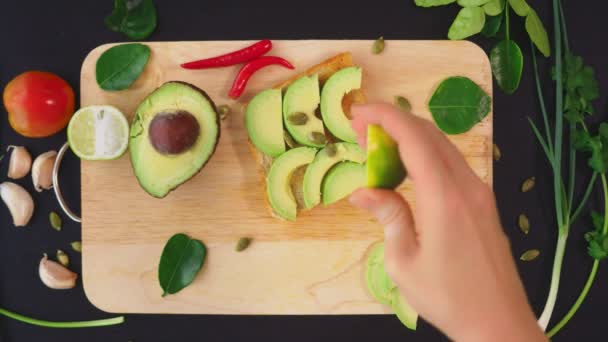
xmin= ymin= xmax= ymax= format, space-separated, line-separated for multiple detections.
xmin=96 ymin=43 xmax=150 ymax=91
xmin=158 ymin=233 xmax=207 ymax=297
xmin=481 ymin=13 xmax=503 ymax=38
xmin=414 ymin=0 xmax=456 ymax=7
xmin=482 ymin=0 xmax=505 ymax=16
xmin=448 ymin=7 xmax=486 ymax=40
xmin=507 ymin=0 xmax=530 ymax=16
xmin=428 ymin=76 xmax=491 ymax=134
xmin=457 ymin=0 xmax=491 ymax=6
xmin=490 ymin=40 xmax=523 ymax=94
xmin=525 ymin=9 xmax=550 ymax=57
xmin=105 ymin=0 xmax=157 ymax=40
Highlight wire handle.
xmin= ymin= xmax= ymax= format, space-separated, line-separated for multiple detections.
xmin=52 ymin=142 xmax=81 ymax=223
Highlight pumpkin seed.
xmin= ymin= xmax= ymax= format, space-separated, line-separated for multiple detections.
xmin=521 ymin=177 xmax=536 ymax=192
xmin=49 ymin=211 xmax=62 ymax=231
xmin=288 ymin=112 xmax=309 ymax=125
xmin=520 ymin=249 xmax=540 ymax=261
xmin=284 ymin=130 xmax=299 ymax=149
xmin=71 ymin=241 xmax=82 ymax=253
xmin=493 ymin=143 xmax=501 ymax=161
xmin=218 ymin=104 xmax=231 ymax=120
xmin=236 ymin=237 xmax=252 ymax=252
xmin=325 ymin=143 xmax=337 ymax=157
xmin=518 ymin=214 xmax=530 ymax=235
xmin=309 ymin=131 xmax=327 ymax=145
xmin=372 ymin=37 xmax=385 ymax=55
xmin=56 ymin=249 xmax=69 ymax=267
xmin=394 ymin=96 xmax=411 ymax=112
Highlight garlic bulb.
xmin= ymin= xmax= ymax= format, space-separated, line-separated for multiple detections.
xmin=0 ymin=181 xmax=34 ymax=227
xmin=39 ymin=254 xmax=77 ymax=289
xmin=7 ymin=145 xmax=32 ymax=179
xmin=32 ymin=150 xmax=57 ymax=192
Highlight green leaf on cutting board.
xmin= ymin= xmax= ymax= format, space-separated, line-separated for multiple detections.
xmin=448 ymin=7 xmax=486 ymax=40
xmin=507 ymin=0 xmax=530 ymax=16
xmin=481 ymin=13 xmax=503 ymax=37
xmin=105 ymin=0 xmax=157 ymax=40
xmin=428 ymin=76 xmax=491 ymax=135
xmin=525 ymin=8 xmax=551 ymax=57
xmin=457 ymin=0 xmax=491 ymax=7
xmin=490 ymin=40 xmax=523 ymax=94
xmin=158 ymin=233 xmax=207 ymax=297
xmin=96 ymin=43 xmax=151 ymax=91
xmin=483 ymin=0 xmax=505 ymax=16
xmin=414 ymin=0 xmax=456 ymax=7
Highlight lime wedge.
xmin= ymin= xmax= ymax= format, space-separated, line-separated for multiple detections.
xmin=366 ymin=124 xmax=407 ymax=189
xmin=67 ymin=105 xmax=129 ymax=160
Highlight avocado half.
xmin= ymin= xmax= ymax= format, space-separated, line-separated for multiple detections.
xmin=129 ymin=81 xmax=220 ymax=198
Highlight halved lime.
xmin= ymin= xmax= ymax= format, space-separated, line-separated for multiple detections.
xmin=67 ymin=105 xmax=129 ymax=160
xmin=366 ymin=124 xmax=407 ymax=189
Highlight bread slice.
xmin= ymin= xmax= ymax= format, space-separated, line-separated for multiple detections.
xmin=247 ymin=52 xmax=366 ymax=217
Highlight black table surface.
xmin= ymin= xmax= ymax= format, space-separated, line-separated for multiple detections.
xmin=1 ymin=1 xmax=607 ymax=341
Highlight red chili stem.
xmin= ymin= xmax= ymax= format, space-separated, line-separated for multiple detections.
xmin=228 ymin=56 xmax=295 ymax=99
xmin=180 ymin=40 xmax=273 ymax=69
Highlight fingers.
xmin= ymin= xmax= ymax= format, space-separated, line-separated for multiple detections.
xmin=350 ymin=188 xmax=418 ymax=262
xmin=351 ymin=103 xmax=478 ymax=187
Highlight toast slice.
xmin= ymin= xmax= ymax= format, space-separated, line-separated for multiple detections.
xmin=247 ymin=52 xmax=366 ymax=218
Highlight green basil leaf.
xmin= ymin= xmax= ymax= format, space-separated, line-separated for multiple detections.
xmin=428 ymin=76 xmax=491 ymax=135
xmin=490 ymin=40 xmax=523 ymax=94
xmin=481 ymin=13 xmax=503 ymax=38
xmin=507 ymin=0 xmax=530 ymax=16
xmin=96 ymin=43 xmax=151 ymax=91
xmin=482 ymin=0 xmax=505 ymax=15
xmin=525 ymin=8 xmax=551 ymax=57
xmin=105 ymin=0 xmax=157 ymax=40
xmin=448 ymin=7 xmax=486 ymax=40
xmin=158 ymin=233 xmax=207 ymax=297
xmin=414 ymin=0 xmax=456 ymax=7
xmin=457 ymin=0 xmax=491 ymax=6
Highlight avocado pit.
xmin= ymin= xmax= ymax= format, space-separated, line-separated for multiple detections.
xmin=148 ymin=110 xmax=200 ymax=155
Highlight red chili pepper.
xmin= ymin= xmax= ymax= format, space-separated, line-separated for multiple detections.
xmin=180 ymin=40 xmax=273 ymax=69
xmin=228 ymin=56 xmax=295 ymax=99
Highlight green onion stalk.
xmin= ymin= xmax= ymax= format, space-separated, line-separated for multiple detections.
xmin=530 ymin=0 xmax=604 ymax=335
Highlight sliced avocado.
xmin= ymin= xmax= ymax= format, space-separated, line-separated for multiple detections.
xmin=267 ymin=147 xmax=318 ymax=220
xmin=365 ymin=242 xmax=418 ymax=330
xmin=302 ymin=142 xmax=365 ymax=209
xmin=320 ymin=67 xmax=362 ymax=143
xmin=246 ymin=89 xmax=285 ymax=157
xmin=322 ymin=162 xmax=366 ymax=205
xmin=283 ymin=75 xmax=326 ymax=148
xmin=365 ymin=243 xmax=396 ymax=306
xmin=129 ymin=81 xmax=220 ymax=198
xmin=390 ymin=287 xmax=418 ymax=330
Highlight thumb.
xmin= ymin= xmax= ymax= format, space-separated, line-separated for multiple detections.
xmin=350 ymin=188 xmax=418 ymax=266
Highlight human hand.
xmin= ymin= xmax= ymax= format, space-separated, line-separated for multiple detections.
xmin=349 ymin=103 xmax=546 ymax=342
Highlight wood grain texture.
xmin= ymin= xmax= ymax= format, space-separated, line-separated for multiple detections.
xmin=80 ymin=40 xmax=492 ymax=314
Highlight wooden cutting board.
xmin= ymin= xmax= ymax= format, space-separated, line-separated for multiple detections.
xmin=80 ymin=40 xmax=492 ymax=314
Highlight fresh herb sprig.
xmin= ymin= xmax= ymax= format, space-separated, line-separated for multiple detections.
xmin=413 ymin=0 xmax=550 ymax=94
xmin=527 ymin=0 xmax=603 ymax=336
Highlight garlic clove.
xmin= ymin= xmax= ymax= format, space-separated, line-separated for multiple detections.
xmin=7 ymin=145 xmax=32 ymax=179
xmin=39 ymin=253 xmax=77 ymax=289
xmin=32 ymin=150 xmax=57 ymax=192
xmin=0 ymin=182 xmax=34 ymax=227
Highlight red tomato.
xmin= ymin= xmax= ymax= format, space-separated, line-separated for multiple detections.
xmin=3 ymin=71 xmax=75 ymax=138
